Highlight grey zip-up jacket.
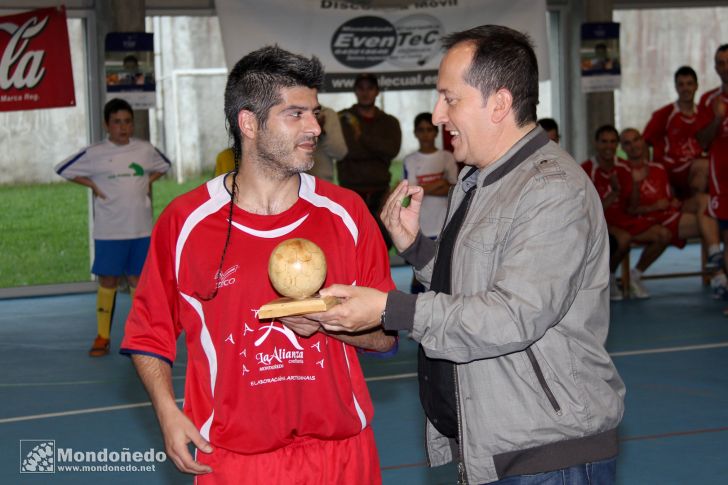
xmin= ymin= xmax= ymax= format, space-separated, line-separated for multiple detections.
xmin=385 ymin=128 xmax=626 ymax=484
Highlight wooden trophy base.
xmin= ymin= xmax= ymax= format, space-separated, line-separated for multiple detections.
xmin=258 ymin=295 xmax=339 ymax=319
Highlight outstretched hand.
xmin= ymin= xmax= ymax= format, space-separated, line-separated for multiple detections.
xmin=380 ymin=180 xmax=424 ymax=252
xmin=305 ymin=285 xmax=388 ymax=333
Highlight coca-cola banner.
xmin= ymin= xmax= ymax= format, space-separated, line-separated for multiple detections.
xmin=0 ymin=6 xmax=75 ymax=112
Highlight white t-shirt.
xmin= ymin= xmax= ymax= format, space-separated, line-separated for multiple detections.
xmin=55 ymin=138 xmax=171 ymax=240
xmin=403 ymin=149 xmax=459 ymax=238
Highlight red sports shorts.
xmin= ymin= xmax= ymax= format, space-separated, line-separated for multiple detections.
xmin=194 ymin=427 xmax=382 ymax=485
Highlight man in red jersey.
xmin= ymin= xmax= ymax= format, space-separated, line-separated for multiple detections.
xmin=643 ymin=66 xmax=708 ymax=199
xmin=582 ymin=125 xmax=670 ymax=300
xmin=697 ymin=44 xmax=728 ymax=298
xmin=618 ymin=128 xmax=723 ymax=298
xmin=121 ymin=46 xmax=395 ymax=484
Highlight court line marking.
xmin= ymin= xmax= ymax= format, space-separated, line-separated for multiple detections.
xmin=0 ymin=375 xmax=186 ymax=388
xmin=0 ymin=399 xmax=184 ymax=424
xmin=620 ymin=426 xmax=728 ymax=442
xmin=3 ymin=341 xmax=728 ymax=389
xmin=609 ymin=341 xmax=728 ymax=356
xmin=2 ymin=342 xmax=728 ymax=423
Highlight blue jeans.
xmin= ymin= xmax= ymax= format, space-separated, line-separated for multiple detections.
xmin=489 ymin=457 xmax=616 ymax=485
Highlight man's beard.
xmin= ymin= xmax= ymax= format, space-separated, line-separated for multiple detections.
xmin=254 ymin=131 xmax=316 ymax=179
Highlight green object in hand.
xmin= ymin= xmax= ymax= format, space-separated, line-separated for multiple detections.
xmin=402 ymin=195 xmax=411 ymax=208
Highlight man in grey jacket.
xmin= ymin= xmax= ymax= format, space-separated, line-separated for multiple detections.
xmin=292 ymin=25 xmax=626 ymax=484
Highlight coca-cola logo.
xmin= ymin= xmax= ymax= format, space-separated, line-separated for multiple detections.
xmin=0 ymin=15 xmax=49 ymax=89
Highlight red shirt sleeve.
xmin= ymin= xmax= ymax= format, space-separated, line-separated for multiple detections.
xmin=121 ymin=205 xmax=184 ymax=365
xmin=696 ymin=90 xmax=716 ymax=132
xmin=643 ymin=104 xmax=670 ymax=148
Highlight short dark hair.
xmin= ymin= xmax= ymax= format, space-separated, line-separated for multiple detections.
xmin=716 ymin=44 xmax=728 ymax=56
xmin=441 ymin=25 xmax=539 ymax=126
xmin=595 ymin=124 xmax=619 ymax=141
xmin=413 ymin=112 xmax=434 ymax=129
xmin=224 ymin=45 xmax=324 ymax=166
xmin=123 ymin=54 xmax=138 ymax=66
xmin=538 ymin=118 xmax=558 ymax=133
xmin=354 ymin=73 xmax=379 ymax=90
xmin=103 ymin=98 xmax=133 ymax=123
xmin=674 ymin=65 xmax=697 ymax=84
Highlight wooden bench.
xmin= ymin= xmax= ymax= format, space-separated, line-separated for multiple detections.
xmin=618 ymin=241 xmax=709 ymax=299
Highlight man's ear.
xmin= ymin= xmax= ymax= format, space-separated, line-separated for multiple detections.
xmin=491 ymin=88 xmax=513 ymax=124
xmin=238 ymin=110 xmax=258 ymax=139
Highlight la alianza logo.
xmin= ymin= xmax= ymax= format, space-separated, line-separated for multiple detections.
xmin=0 ymin=14 xmax=49 ymax=90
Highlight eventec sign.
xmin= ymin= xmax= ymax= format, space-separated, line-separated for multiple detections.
xmin=0 ymin=6 xmax=75 ymax=112
xmin=215 ymin=0 xmax=549 ymax=92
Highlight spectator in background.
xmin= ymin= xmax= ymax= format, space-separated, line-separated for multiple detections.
xmin=582 ymin=125 xmax=670 ymax=300
xmin=214 ymin=147 xmax=235 ymax=176
xmin=338 ymin=73 xmax=402 ymax=246
xmin=618 ymin=128 xmax=724 ymax=298
xmin=307 ymin=106 xmax=348 ymax=182
xmin=643 ymin=66 xmax=707 ymax=199
xmin=402 ymin=112 xmax=458 ymax=293
xmin=55 ymin=98 xmax=171 ymax=356
xmin=538 ymin=117 xmax=560 ymax=143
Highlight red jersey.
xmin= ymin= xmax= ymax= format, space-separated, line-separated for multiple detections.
xmin=697 ymin=87 xmax=728 ymax=219
xmin=616 ymin=161 xmax=682 ymax=245
xmin=121 ymin=174 xmax=394 ymax=455
xmin=582 ymin=158 xmax=657 ymax=236
xmin=643 ymin=102 xmax=702 ymax=172
xmin=581 ymin=157 xmax=625 ymax=224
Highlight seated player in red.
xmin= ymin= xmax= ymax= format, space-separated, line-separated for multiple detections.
xmin=582 ymin=125 xmax=670 ymax=300
xmin=644 ymin=66 xmax=708 ymax=199
xmin=618 ymin=128 xmax=723 ymax=298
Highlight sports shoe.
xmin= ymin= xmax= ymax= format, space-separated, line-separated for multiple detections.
xmin=609 ymin=274 xmax=623 ymax=301
xmin=89 ymin=336 xmax=110 ymax=357
xmin=711 ymin=274 xmax=728 ymax=300
xmin=629 ymin=270 xmax=650 ymax=299
xmin=706 ymin=251 xmax=724 ymax=271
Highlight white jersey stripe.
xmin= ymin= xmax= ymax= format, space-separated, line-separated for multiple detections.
xmin=298 ymin=174 xmax=359 ymax=244
xmin=340 ymin=339 xmax=367 ymax=430
xmin=181 ymin=292 xmax=218 ymax=441
xmin=231 ymin=214 xmax=309 ymax=238
xmin=174 ymin=177 xmax=230 ymax=281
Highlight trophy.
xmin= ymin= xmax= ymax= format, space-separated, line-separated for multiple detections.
xmin=257 ymin=238 xmax=339 ymax=319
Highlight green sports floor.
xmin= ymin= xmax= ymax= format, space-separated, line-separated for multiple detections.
xmin=1 ymin=244 xmax=727 ymax=484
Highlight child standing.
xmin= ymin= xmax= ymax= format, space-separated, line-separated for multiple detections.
xmin=402 ymin=112 xmax=459 ymax=293
xmin=55 ymin=98 xmax=171 ymax=356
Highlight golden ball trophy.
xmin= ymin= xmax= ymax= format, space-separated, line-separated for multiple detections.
xmin=258 ymin=238 xmax=339 ymax=319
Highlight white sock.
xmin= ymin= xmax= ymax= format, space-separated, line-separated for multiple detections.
xmin=631 ymin=268 xmax=643 ymax=279
xmin=713 ymin=272 xmax=727 ymax=286
xmin=709 ymin=244 xmax=721 ymax=256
